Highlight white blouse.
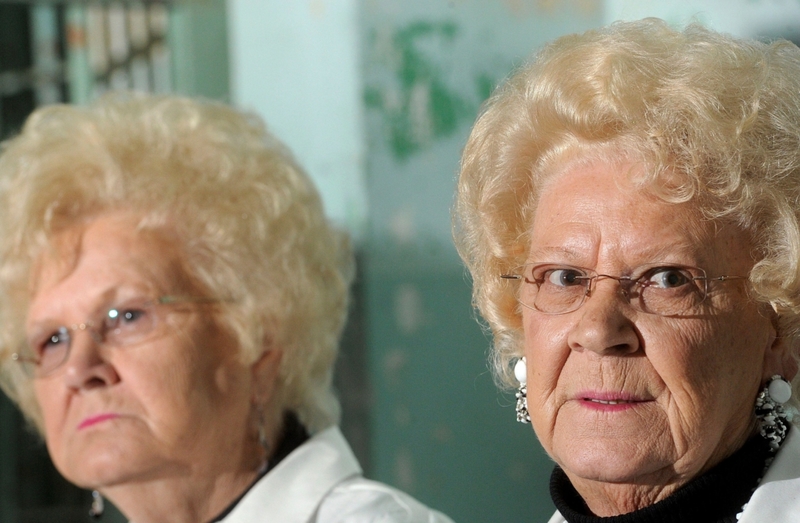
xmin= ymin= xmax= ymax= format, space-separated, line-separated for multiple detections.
xmin=218 ymin=426 xmax=455 ymax=523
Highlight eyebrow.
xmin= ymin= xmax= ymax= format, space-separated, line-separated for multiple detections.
xmin=25 ymin=285 xmax=155 ymax=334
xmin=526 ymin=246 xmax=581 ymax=261
xmin=527 ymin=242 xmax=708 ymax=266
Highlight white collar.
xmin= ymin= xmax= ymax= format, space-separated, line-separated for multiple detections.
xmin=219 ymin=426 xmax=361 ymax=523
xmin=738 ymin=425 xmax=800 ymax=522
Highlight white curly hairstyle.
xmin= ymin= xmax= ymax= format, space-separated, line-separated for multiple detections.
xmin=0 ymin=93 xmax=354 ymax=434
xmin=453 ymin=19 xmax=800 ymax=416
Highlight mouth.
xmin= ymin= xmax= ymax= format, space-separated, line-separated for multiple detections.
xmin=576 ymin=391 xmax=651 ymax=410
xmin=584 ymin=398 xmax=638 ymax=405
xmin=78 ymin=413 xmax=120 ymax=430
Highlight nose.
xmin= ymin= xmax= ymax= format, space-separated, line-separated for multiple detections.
xmin=61 ymin=329 xmax=120 ymax=390
xmin=567 ymin=277 xmax=641 ymax=355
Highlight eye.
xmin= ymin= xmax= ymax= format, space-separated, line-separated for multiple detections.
xmin=106 ymin=305 xmax=150 ymax=330
xmin=102 ymin=299 xmax=157 ymax=347
xmin=32 ymin=326 xmax=70 ymax=359
xmin=644 ymin=267 xmax=692 ymax=288
xmin=544 ymin=268 xmax=586 ymax=287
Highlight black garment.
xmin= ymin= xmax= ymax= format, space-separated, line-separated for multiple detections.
xmin=208 ymin=412 xmax=310 ymax=523
xmin=550 ymin=436 xmax=772 ymax=523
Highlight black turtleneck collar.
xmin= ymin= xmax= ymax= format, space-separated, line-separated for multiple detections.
xmin=550 ymin=435 xmax=772 ymax=523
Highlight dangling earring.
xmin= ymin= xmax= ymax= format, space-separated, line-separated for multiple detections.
xmin=258 ymin=422 xmax=269 ymax=453
xmin=255 ymin=410 xmax=271 ymax=474
xmin=514 ymin=357 xmax=531 ymax=423
xmin=755 ymin=375 xmax=794 ymax=451
xmin=89 ymin=490 xmax=104 ymax=519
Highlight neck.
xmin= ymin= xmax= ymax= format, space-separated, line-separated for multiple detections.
xmin=102 ymin=463 xmax=261 ymax=523
xmin=567 ymin=476 xmax=680 ymax=516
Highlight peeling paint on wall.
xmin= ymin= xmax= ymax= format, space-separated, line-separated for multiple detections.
xmin=364 ymin=20 xmax=493 ymax=160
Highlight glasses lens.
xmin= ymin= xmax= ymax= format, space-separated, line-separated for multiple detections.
xmin=103 ymin=299 xmax=159 ymax=347
xmin=514 ymin=263 xmax=708 ymax=316
xmin=636 ymin=266 xmax=706 ymax=315
xmin=523 ymin=264 xmax=590 ymax=314
xmin=26 ymin=326 xmax=71 ymax=377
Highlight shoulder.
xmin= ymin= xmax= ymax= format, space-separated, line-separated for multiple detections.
xmin=739 ymin=426 xmax=800 ymax=523
xmin=314 ymin=476 xmax=456 ymax=523
xmin=222 ymin=425 xmax=455 ymax=523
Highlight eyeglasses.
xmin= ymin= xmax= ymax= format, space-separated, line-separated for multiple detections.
xmin=13 ymin=295 xmax=218 ymax=378
xmin=500 ymin=263 xmax=747 ymax=316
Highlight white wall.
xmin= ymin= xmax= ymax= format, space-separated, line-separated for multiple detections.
xmin=605 ymin=0 xmax=800 ymax=37
xmin=226 ymin=0 xmax=368 ymax=238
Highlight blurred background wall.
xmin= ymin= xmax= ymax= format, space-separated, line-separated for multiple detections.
xmin=1 ymin=1 xmax=800 ymax=522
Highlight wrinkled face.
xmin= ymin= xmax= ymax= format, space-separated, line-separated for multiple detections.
xmin=522 ymin=159 xmax=789 ymax=490
xmin=28 ymin=212 xmax=261 ymax=489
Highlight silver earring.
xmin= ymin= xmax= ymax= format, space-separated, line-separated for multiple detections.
xmin=256 ymin=410 xmax=271 ymax=474
xmin=258 ymin=422 xmax=269 ymax=452
xmin=514 ymin=357 xmax=530 ymax=423
xmin=89 ymin=490 xmax=104 ymax=519
xmin=755 ymin=375 xmax=794 ymax=451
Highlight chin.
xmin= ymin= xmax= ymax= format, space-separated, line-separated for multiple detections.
xmin=58 ymin=455 xmax=126 ymax=489
xmin=54 ymin=439 xmax=162 ymax=489
xmin=553 ymin=437 xmax=674 ymax=485
xmin=561 ymin=455 xmax=652 ymax=485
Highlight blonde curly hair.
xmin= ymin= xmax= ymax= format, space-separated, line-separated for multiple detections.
xmin=453 ymin=19 xmax=800 ymax=405
xmin=0 ymin=94 xmax=353 ymax=434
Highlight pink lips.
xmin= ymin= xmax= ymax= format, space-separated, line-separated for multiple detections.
xmin=576 ymin=391 xmax=651 ymax=412
xmin=78 ymin=413 xmax=119 ymax=430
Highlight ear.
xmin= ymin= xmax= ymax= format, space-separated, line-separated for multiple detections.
xmin=762 ymin=318 xmax=799 ymax=382
xmin=250 ymin=348 xmax=283 ymax=407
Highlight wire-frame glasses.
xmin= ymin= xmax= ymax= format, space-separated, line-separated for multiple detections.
xmin=13 ymin=295 xmax=219 ymax=378
xmin=500 ymin=263 xmax=747 ymax=316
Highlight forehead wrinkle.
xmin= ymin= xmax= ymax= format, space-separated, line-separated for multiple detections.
xmin=527 ymin=246 xmax=585 ymax=263
xmin=30 ymin=226 xmax=85 ymax=298
xmin=26 ymin=286 xmax=119 ymax=334
xmin=26 ymin=218 xmax=179 ymax=331
xmin=530 ymin=215 xmax=716 ymax=271
xmin=530 ymin=158 xmax=727 ymax=272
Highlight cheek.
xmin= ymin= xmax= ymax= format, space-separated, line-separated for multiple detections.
xmin=33 ymin=381 xmax=69 ymax=456
xmin=522 ymin=313 xmax=571 ymax=435
xmin=128 ymin=332 xmax=248 ymax=437
xmin=523 ymin=309 xmax=572 ymax=369
xmin=35 ymin=381 xmax=61 ymax=421
xmin=126 ymin=349 xmax=207 ymax=423
xmin=676 ymin=314 xmax=766 ymax=385
xmin=647 ymin=322 xmax=710 ymax=383
xmin=646 ymin=313 xmax=769 ymax=430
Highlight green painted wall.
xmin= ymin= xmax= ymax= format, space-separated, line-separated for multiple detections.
xmin=359 ymin=2 xmax=603 ymax=521
xmin=170 ymin=0 xmax=230 ymax=100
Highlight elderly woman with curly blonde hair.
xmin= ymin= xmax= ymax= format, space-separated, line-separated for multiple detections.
xmin=0 ymin=94 xmax=454 ymax=523
xmin=454 ymin=19 xmax=800 ymax=522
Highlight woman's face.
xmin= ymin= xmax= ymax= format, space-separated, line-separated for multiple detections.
xmin=522 ymin=159 xmax=792 ymax=495
xmin=28 ymin=212 xmax=270 ymax=489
